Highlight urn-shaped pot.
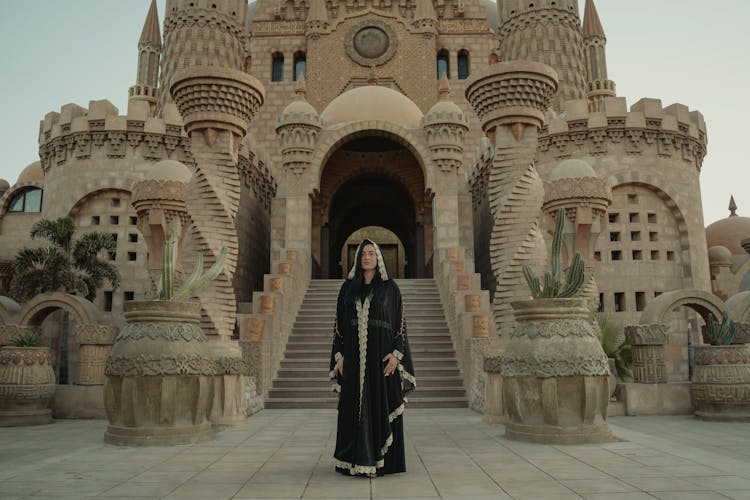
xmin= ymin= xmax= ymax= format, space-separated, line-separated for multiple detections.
xmin=692 ymin=344 xmax=750 ymax=422
xmin=0 ymin=346 xmax=56 ymax=426
xmin=104 ymin=301 xmax=216 ymax=445
xmin=500 ymin=298 xmax=612 ymax=444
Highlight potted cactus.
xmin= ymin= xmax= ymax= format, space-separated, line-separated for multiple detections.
xmin=103 ymin=233 xmax=227 ymax=445
xmin=692 ymin=311 xmax=750 ymax=421
xmin=0 ymin=329 xmax=56 ymax=426
xmin=500 ymin=208 xmax=612 ymax=444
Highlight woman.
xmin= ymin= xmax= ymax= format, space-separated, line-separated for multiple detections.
xmin=330 ymin=239 xmax=416 ymax=476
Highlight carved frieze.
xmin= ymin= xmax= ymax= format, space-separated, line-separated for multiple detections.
xmin=105 ymin=353 xmax=215 ymax=376
xmin=624 ymin=323 xmax=669 ymax=345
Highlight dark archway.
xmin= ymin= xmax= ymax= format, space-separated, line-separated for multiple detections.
xmin=314 ymin=135 xmax=429 ymax=278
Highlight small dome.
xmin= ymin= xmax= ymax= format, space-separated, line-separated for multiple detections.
xmin=549 ymin=159 xmax=596 ymax=181
xmin=0 ymin=179 xmax=9 ymax=191
xmin=321 ymin=86 xmax=423 ymax=128
xmin=426 ymin=99 xmax=463 ymax=117
xmin=282 ymin=99 xmax=319 ymax=117
xmin=145 ymin=160 xmax=192 ymax=183
xmin=17 ymin=162 xmax=44 ymax=183
xmin=706 ymin=215 xmax=750 ymax=255
xmin=708 ymin=245 xmax=732 ymax=266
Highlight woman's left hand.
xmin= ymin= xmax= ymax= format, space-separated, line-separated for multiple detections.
xmin=383 ymin=353 xmax=399 ymax=376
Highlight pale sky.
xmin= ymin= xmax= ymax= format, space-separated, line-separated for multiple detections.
xmin=0 ymin=0 xmax=747 ymax=225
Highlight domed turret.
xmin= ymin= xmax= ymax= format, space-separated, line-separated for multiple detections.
xmin=706 ymin=196 xmax=750 ymax=255
xmin=320 ymin=86 xmax=423 ymax=128
xmin=17 ymin=162 xmax=44 ymax=184
xmin=276 ymin=76 xmax=322 ymax=175
xmin=422 ymin=75 xmax=469 ymax=173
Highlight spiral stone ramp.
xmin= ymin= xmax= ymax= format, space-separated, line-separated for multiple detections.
xmin=265 ymin=279 xmax=468 ymax=409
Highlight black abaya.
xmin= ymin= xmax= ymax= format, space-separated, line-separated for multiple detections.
xmin=329 ymin=274 xmax=416 ymax=476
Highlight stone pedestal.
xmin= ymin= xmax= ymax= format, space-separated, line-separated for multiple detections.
xmin=0 ymin=347 xmax=56 ymax=426
xmin=73 ymin=325 xmax=117 ymax=385
xmin=482 ymin=353 xmax=506 ymax=424
xmin=104 ymin=301 xmax=215 ymax=445
xmin=207 ymin=340 xmax=247 ymax=426
xmin=501 ymin=298 xmax=612 ymax=444
xmin=692 ymin=345 xmax=750 ymax=422
xmin=625 ymin=324 xmax=668 ymax=384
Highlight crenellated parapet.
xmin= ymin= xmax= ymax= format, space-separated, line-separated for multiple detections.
xmin=539 ymin=97 xmax=708 ymax=171
xmin=238 ymin=144 xmax=278 ymax=212
xmin=38 ymin=100 xmax=190 ymax=173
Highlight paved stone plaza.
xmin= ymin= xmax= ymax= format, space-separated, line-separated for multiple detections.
xmin=1 ymin=409 xmax=749 ymax=499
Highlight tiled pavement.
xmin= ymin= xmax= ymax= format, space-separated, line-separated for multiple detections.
xmin=0 ymin=409 xmax=749 ymax=499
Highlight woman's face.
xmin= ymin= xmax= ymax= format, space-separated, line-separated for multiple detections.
xmin=360 ymin=244 xmax=378 ymax=273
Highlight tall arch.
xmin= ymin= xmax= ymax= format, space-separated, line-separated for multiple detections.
xmin=16 ymin=292 xmax=102 ymax=327
xmin=638 ymin=289 xmax=725 ymax=325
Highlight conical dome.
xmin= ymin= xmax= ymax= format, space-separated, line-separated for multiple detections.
xmin=278 ymin=75 xmax=321 ymax=128
xmin=422 ymin=75 xmax=467 ymax=126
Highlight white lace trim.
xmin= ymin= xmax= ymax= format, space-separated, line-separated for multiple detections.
xmin=334 ymin=352 xmax=343 ymax=362
xmin=355 ymin=293 xmax=372 ymax=420
xmin=398 ymin=364 xmax=416 ymax=386
xmin=380 ymin=433 xmax=394 ymax=456
xmin=388 ymin=402 xmax=405 ymax=423
xmin=331 ymin=383 xmax=341 ymax=393
xmin=392 ymin=349 xmax=404 ymax=361
xmin=335 ymin=458 xmax=383 ymax=476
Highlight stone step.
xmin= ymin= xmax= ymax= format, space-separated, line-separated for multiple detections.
xmin=287 ymin=334 xmax=453 ymax=343
xmin=268 ymin=387 xmax=467 ymax=399
xmin=284 ymin=348 xmax=457 ymax=359
xmin=276 ymin=366 xmax=461 ymax=378
xmin=280 ymin=358 xmax=459 ymax=369
xmin=272 ymin=376 xmax=463 ymax=388
xmin=264 ymin=397 xmax=468 ymax=409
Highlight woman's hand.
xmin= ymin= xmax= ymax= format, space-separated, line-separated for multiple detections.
xmin=383 ymin=353 xmax=399 ymax=376
xmin=336 ymin=356 xmax=344 ymax=375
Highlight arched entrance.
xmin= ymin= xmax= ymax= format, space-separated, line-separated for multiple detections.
xmin=312 ymin=135 xmax=431 ymax=278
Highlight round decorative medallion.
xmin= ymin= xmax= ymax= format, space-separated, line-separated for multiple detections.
xmin=345 ymin=20 xmax=398 ymax=67
xmin=354 ymin=27 xmax=389 ymax=59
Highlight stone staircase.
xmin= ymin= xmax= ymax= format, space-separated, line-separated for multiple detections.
xmin=265 ymin=279 xmax=468 ymax=408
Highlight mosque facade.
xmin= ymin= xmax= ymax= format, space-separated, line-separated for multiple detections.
xmin=0 ymin=0 xmax=745 ymax=417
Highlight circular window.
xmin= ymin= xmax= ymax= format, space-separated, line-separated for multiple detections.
xmin=345 ymin=20 xmax=398 ymax=67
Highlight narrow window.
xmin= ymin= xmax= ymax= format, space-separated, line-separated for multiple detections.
xmin=635 ymin=292 xmax=646 ymax=311
xmin=437 ymin=49 xmax=450 ymax=79
xmin=631 ymin=231 xmax=641 ymax=241
xmin=104 ymin=291 xmax=113 ymax=312
xmin=129 ymin=216 xmax=138 ymax=225
xmin=127 ymin=252 xmax=137 ymax=261
xmin=609 ymin=232 xmax=620 ymax=242
xmin=597 ymin=293 xmax=604 ymax=313
xmin=608 ymin=213 xmax=619 ymax=223
xmin=111 ymin=197 xmax=121 ymax=207
xmin=271 ymin=52 xmax=284 ymax=82
xmin=110 ymin=215 xmax=119 ymax=225
xmin=667 ymin=251 xmax=675 ymax=261
xmin=91 ymin=216 xmax=100 ymax=226
xmin=629 ymin=213 xmax=640 ymax=223
xmin=594 ymin=251 xmax=601 ymax=261
xmin=648 ymin=213 xmax=657 ymax=224
xmin=293 ymin=51 xmax=306 ymax=81
xmin=611 ymin=250 xmax=622 ymax=261
xmin=632 ymin=250 xmax=643 ymax=260
xmin=124 ymin=291 xmax=135 ymax=301
xmin=128 ymin=233 xmax=138 ymax=243
xmin=457 ymin=50 xmax=470 ymax=79
xmin=651 ymin=250 xmax=660 ymax=260
xmin=649 ymin=231 xmax=658 ymax=242
xmin=614 ymin=292 xmax=625 ymax=312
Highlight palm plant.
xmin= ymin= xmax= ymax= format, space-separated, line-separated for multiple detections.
xmin=11 ymin=217 xmax=120 ymax=302
xmin=596 ymin=314 xmax=632 ymax=381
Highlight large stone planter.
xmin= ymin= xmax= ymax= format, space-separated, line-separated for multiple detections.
xmin=692 ymin=344 xmax=750 ymax=422
xmin=0 ymin=346 xmax=56 ymax=426
xmin=104 ymin=301 xmax=216 ymax=445
xmin=500 ymin=298 xmax=612 ymax=444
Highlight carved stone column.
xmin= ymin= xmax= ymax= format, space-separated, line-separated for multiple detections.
xmin=465 ymin=61 xmax=558 ymax=337
xmin=625 ymin=324 xmax=669 ymax=384
xmin=73 ymin=325 xmax=117 ymax=385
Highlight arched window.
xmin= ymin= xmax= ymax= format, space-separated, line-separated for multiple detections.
xmin=7 ymin=188 xmax=43 ymax=213
xmin=457 ymin=50 xmax=470 ymax=79
xmin=293 ymin=51 xmax=307 ymax=81
xmin=437 ymin=49 xmax=450 ymax=79
xmin=271 ymin=52 xmax=284 ymax=82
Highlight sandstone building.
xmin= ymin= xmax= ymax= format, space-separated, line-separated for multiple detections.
xmin=0 ymin=0 xmax=735 ymax=417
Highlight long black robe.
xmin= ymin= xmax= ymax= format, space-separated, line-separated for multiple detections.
xmin=330 ymin=278 xmax=416 ymax=476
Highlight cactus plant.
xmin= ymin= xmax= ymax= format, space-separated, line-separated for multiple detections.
xmin=703 ymin=311 xmax=737 ymax=346
xmin=158 ymin=231 xmax=227 ymax=301
xmin=522 ymin=208 xmax=585 ymax=299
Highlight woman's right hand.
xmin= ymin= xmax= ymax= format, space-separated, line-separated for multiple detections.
xmin=336 ymin=356 xmax=344 ymax=375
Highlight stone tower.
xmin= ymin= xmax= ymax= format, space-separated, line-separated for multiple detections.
xmin=582 ymin=0 xmax=615 ymax=112
xmin=157 ymin=0 xmax=248 ymax=114
xmin=128 ymin=0 xmax=162 ymax=114
xmin=496 ymin=0 xmax=587 ymax=111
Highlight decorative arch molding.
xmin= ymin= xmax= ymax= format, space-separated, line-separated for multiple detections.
xmin=61 ymin=175 xmax=141 ymax=217
xmin=310 ymin=122 xmax=434 ymax=195
xmin=607 ymin=171 xmax=692 ymax=281
xmin=638 ymin=289 xmax=725 ymax=325
xmin=16 ymin=292 xmax=102 ymax=328
xmin=726 ymin=291 xmax=750 ymax=322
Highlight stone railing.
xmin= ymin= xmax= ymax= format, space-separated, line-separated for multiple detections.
xmin=432 ymin=245 xmax=496 ymax=412
xmin=237 ymin=248 xmax=309 ymax=413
